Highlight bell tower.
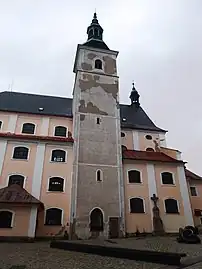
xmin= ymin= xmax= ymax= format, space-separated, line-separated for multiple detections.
xmin=70 ymin=13 xmax=125 ymax=239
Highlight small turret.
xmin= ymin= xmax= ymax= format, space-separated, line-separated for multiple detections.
xmin=129 ymin=82 xmax=140 ymax=107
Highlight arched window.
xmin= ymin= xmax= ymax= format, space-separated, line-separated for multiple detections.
xmin=51 ymin=150 xmax=66 ymax=162
xmin=130 ymin=198 xmax=145 ymax=213
xmin=0 ymin=211 xmax=13 ymax=228
xmin=161 ymin=172 xmax=174 ymax=185
xmin=95 ymin=59 xmax=102 ymax=70
xmin=13 ymin=147 xmax=29 ymax=160
xmin=45 ymin=208 xmax=62 ymax=225
xmin=94 ymin=28 xmax=99 ymax=38
xmin=89 ymin=29 xmax=94 ymax=39
xmin=22 ymin=123 xmax=35 ymax=134
xmin=48 ymin=177 xmax=64 ymax=192
xmin=146 ymin=147 xmax=154 ymax=152
xmin=8 ymin=175 xmax=24 ymax=188
xmin=54 ymin=126 xmax=67 ymax=137
xmin=96 ymin=170 xmax=102 ymax=182
xmin=0 ymin=121 xmax=2 ymax=129
xmin=128 ymin=170 xmax=141 ymax=183
xmin=165 ymin=198 xmax=179 ymax=214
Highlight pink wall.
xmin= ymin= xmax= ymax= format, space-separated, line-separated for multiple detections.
xmin=0 ymin=206 xmax=31 ymax=237
xmin=37 ymin=144 xmax=73 ymax=236
xmin=0 ymin=142 xmax=37 ymax=193
xmin=154 ymin=164 xmax=185 ymax=232
xmin=187 ymin=180 xmax=202 ymax=226
xmin=123 ymin=161 xmax=152 ymax=233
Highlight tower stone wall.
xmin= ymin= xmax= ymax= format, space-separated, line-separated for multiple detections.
xmin=70 ymin=44 xmax=125 ymax=239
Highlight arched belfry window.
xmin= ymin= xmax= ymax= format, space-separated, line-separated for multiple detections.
xmin=95 ymin=59 xmax=102 ymax=70
xmin=96 ymin=170 xmax=102 ymax=182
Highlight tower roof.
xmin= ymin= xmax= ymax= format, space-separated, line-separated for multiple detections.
xmin=82 ymin=12 xmax=109 ymax=50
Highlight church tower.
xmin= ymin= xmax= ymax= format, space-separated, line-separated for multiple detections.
xmin=70 ymin=13 xmax=125 ymax=239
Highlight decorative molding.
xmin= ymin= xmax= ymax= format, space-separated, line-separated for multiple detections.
xmin=132 ymin=131 xmax=139 ymax=150
xmin=0 ymin=132 xmax=73 ymax=143
xmin=177 ymin=166 xmax=194 ymax=226
xmin=147 ymin=164 xmax=157 ymax=230
xmin=0 ymin=141 xmax=7 ymax=176
xmin=31 ymin=143 xmax=46 ymax=199
xmin=7 ymin=114 xmax=18 ymax=132
xmin=41 ymin=117 xmax=50 ymax=136
xmin=28 ymin=206 xmax=38 ymax=237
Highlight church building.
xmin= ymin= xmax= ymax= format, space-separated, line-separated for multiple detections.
xmin=0 ymin=13 xmax=201 ymax=240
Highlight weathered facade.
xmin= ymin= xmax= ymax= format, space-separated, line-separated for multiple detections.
xmin=0 ymin=13 xmax=201 ymax=239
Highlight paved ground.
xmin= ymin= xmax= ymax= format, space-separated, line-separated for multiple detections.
xmin=1 ymin=236 xmax=202 ymax=269
xmin=0 ymin=242 xmax=171 ymax=269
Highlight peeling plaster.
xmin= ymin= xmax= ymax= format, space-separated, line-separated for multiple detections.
xmin=79 ymin=100 xmax=108 ymax=115
xmin=103 ymin=56 xmax=117 ymax=74
xmin=81 ymin=63 xmax=92 ymax=71
xmin=79 ymin=74 xmax=118 ymax=100
xmin=87 ymin=53 xmax=97 ymax=60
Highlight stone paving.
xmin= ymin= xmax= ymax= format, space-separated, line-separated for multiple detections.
xmin=0 ymin=242 xmax=170 ymax=269
xmin=1 ymin=236 xmax=202 ymax=269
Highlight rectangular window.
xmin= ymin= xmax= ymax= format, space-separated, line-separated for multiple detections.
xmin=190 ymin=186 xmax=197 ymax=196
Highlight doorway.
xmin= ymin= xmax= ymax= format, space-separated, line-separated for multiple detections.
xmin=90 ymin=208 xmax=104 ymax=232
xmin=109 ymin=217 xmax=119 ymax=238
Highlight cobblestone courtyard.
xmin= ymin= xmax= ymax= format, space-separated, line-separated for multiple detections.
xmin=1 ymin=236 xmax=202 ymax=269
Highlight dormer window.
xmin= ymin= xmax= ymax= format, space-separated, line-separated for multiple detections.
xmin=95 ymin=59 xmax=102 ymax=70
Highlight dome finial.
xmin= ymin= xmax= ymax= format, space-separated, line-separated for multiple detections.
xmin=129 ymin=81 xmax=140 ymax=107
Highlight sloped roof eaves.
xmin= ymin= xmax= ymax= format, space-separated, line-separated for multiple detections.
xmin=0 ymin=91 xmax=166 ymax=132
xmin=123 ymin=150 xmax=184 ymax=164
xmin=185 ymin=169 xmax=202 ymax=180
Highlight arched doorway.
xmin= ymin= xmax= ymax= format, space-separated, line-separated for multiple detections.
xmin=90 ymin=208 xmax=104 ymax=232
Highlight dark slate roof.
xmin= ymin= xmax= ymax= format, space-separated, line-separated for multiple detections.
xmin=120 ymin=104 xmax=166 ymax=132
xmin=0 ymin=91 xmax=166 ymax=132
xmin=0 ymin=91 xmax=72 ymax=117
xmin=82 ymin=39 xmax=109 ymax=50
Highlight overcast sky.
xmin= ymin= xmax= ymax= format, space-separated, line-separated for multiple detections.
xmin=0 ymin=0 xmax=202 ymax=174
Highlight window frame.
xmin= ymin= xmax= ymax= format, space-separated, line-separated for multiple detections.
xmin=145 ymin=134 xmax=152 ymax=140
xmin=94 ymin=59 xmax=103 ymax=70
xmin=127 ymin=169 xmax=142 ymax=184
xmin=190 ymin=186 xmax=198 ymax=197
xmin=96 ymin=169 xmax=103 ymax=182
xmin=129 ymin=197 xmax=145 ymax=214
xmin=7 ymin=174 xmax=25 ymax=188
xmin=12 ymin=146 xmax=30 ymax=160
xmin=161 ymin=171 xmax=175 ymax=185
xmin=44 ymin=207 xmax=63 ymax=226
xmin=164 ymin=198 xmax=179 ymax=214
xmin=0 ymin=120 xmax=3 ymax=130
xmin=0 ymin=210 xmax=15 ymax=228
xmin=50 ymin=149 xmax=67 ymax=163
xmin=54 ymin=126 xmax=67 ymax=137
xmin=48 ymin=176 xmax=65 ymax=192
xmin=146 ymin=147 xmax=155 ymax=152
xmin=21 ymin=123 xmax=36 ymax=134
